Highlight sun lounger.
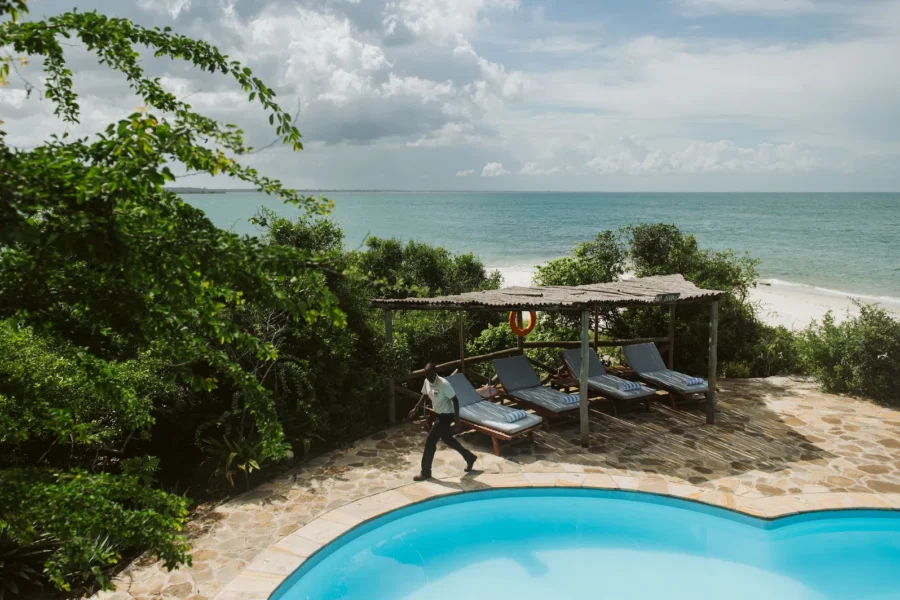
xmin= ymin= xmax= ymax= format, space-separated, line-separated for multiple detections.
xmin=493 ymin=355 xmax=580 ymax=420
xmin=445 ymin=373 xmax=544 ymax=455
xmin=622 ymin=343 xmax=709 ymax=396
xmin=562 ymin=348 xmax=657 ymax=414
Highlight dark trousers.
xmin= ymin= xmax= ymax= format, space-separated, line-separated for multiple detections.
xmin=421 ymin=413 xmax=475 ymax=477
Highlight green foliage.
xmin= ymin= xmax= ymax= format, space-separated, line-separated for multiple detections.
xmin=0 ymin=2 xmax=342 ymax=593
xmin=0 ymin=320 xmax=166 ymax=451
xmin=0 ymin=468 xmax=190 ymax=594
xmin=357 ymin=237 xmax=502 ymax=299
xmin=201 ymin=431 xmax=272 ymax=491
xmin=721 ymin=361 xmax=752 ymax=379
xmin=0 ymin=4 xmax=342 ymax=459
xmin=747 ymin=325 xmax=802 ymax=377
xmin=0 ymin=526 xmax=53 ymax=600
xmin=466 ymin=323 xmax=517 ymax=377
xmin=534 ymin=231 xmax=626 ymax=286
xmin=355 ymin=236 xmax=502 ymax=375
xmin=798 ymin=306 xmax=900 ymax=404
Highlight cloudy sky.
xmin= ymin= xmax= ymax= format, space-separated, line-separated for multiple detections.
xmin=5 ymin=0 xmax=900 ymax=190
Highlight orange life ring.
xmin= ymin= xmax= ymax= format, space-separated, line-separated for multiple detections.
xmin=509 ymin=311 xmax=537 ymax=337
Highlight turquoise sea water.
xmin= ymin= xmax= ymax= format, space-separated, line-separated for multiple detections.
xmin=272 ymin=489 xmax=900 ymax=600
xmin=186 ymin=192 xmax=900 ymax=299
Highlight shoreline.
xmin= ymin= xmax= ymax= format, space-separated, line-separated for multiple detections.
xmin=491 ymin=265 xmax=900 ymax=330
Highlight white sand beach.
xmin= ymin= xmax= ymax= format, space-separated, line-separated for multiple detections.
xmin=750 ymin=280 xmax=900 ymax=329
xmin=494 ymin=266 xmax=900 ymax=330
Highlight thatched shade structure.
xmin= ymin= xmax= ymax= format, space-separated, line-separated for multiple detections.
xmin=372 ymin=274 xmax=727 ymax=446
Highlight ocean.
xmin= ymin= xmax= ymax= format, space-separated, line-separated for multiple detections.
xmin=185 ymin=192 xmax=900 ymax=302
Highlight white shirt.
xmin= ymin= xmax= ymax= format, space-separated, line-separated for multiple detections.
xmin=421 ymin=375 xmax=456 ymax=414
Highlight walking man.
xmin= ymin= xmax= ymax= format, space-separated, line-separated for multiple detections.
xmin=410 ymin=363 xmax=477 ymax=481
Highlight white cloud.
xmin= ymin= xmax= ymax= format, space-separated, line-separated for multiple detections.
xmin=531 ymin=29 xmax=900 ymax=159
xmin=138 ymin=0 xmax=191 ymax=18
xmin=587 ymin=136 xmax=824 ymax=174
xmin=481 ymin=162 xmax=510 ymax=176
xmin=7 ymin=0 xmax=900 ymax=190
xmin=453 ymin=34 xmax=539 ymax=101
xmin=384 ymin=0 xmax=519 ymax=44
xmin=234 ymin=7 xmax=390 ymax=106
xmin=520 ymin=162 xmax=561 ymax=175
xmin=456 ymin=169 xmax=476 ymax=176
xmin=219 ymin=4 xmax=525 ymax=146
xmin=381 ymin=74 xmax=456 ymax=102
xmin=408 ymin=122 xmax=487 ymax=147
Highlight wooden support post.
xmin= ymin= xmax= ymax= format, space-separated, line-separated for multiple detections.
xmin=667 ymin=304 xmax=676 ymax=369
xmin=706 ymin=301 xmax=719 ymax=425
xmin=385 ymin=309 xmax=396 ymax=426
xmin=516 ymin=311 xmax=524 ymax=353
xmin=458 ymin=311 xmax=466 ymax=376
xmin=593 ymin=307 xmax=599 ymax=350
xmin=579 ymin=310 xmax=590 ymax=447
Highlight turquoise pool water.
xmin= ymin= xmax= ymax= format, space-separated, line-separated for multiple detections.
xmin=272 ymin=489 xmax=900 ymax=600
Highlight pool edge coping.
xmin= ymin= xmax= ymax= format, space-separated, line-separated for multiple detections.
xmin=212 ymin=474 xmax=900 ymax=600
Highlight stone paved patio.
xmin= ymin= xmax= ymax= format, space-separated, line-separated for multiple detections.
xmin=94 ymin=377 xmax=900 ymax=600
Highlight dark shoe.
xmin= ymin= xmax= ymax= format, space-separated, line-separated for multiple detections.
xmin=465 ymin=454 xmax=477 ymax=472
xmin=413 ymin=472 xmax=432 ymax=482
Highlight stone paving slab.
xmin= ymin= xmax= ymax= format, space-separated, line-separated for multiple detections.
xmin=92 ymin=377 xmax=900 ymax=600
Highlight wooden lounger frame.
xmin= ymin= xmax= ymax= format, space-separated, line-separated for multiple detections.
xmin=424 ymin=405 xmax=543 ymax=456
xmin=557 ymin=351 xmax=666 ymax=415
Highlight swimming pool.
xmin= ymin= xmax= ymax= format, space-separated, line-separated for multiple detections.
xmin=272 ymin=489 xmax=900 ymax=600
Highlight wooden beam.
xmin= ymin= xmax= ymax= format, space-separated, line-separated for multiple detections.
xmin=516 ymin=311 xmax=524 ymax=352
xmin=458 ymin=311 xmax=466 ymax=376
xmin=521 ymin=337 xmax=668 ymax=349
xmin=393 ymin=384 xmax=423 ymax=401
xmin=706 ymin=300 xmax=719 ymax=425
xmin=527 ymin=356 xmax=557 ymax=375
xmin=467 ymin=371 xmax=490 ymax=385
xmin=593 ymin=308 xmax=599 ymax=350
xmin=396 ymin=347 xmax=522 ymax=382
xmin=385 ymin=309 xmax=395 ymax=425
xmin=667 ymin=304 xmax=676 ymax=369
xmin=579 ymin=309 xmax=590 ymax=447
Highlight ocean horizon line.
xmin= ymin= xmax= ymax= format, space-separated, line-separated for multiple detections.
xmin=172 ymin=188 xmax=900 ymax=195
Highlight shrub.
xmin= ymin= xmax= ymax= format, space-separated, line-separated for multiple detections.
xmin=0 ymin=526 xmax=53 ymax=600
xmin=0 ymin=468 xmax=190 ymax=594
xmin=721 ymin=361 xmax=752 ymax=379
xmin=357 ymin=237 xmax=502 ymax=299
xmin=798 ymin=306 xmax=900 ymax=404
xmin=534 ymin=231 xmax=626 ymax=287
xmin=745 ymin=325 xmax=803 ymax=377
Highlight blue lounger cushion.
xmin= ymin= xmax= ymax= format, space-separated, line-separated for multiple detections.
xmin=510 ymin=386 xmax=578 ymax=413
xmin=493 ymin=355 xmax=579 ymax=413
xmin=460 ymin=402 xmax=543 ymax=434
xmin=622 ymin=343 xmax=709 ymax=394
xmin=504 ymin=409 xmax=529 ymax=423
xmin=446 ymin=373 xmax=543 ymax=434
xmin=562 ymin=348 xmax=656 ymax=401
xmin=641 ymin=370 xmax=709 ymax=394
xmin=492 ymin=355 xmax=542 ymax=392
xmin=561 ymin=393 xmax=580 ymax=405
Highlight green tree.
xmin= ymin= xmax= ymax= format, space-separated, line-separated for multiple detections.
xmin=534 ymin=231 xmax=627 ymax=287
xmin=0 ymin=3 xmax=342 ymax=592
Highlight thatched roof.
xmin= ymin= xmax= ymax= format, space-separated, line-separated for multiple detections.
xmin=371 ymin=274 xmax=727 ymax=312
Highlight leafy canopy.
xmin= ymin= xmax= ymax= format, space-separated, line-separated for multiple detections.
xmin=0 ymin=4 xmax=343 ymax=457
xmin=0 ymin=1 xmax=344 ymax=592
